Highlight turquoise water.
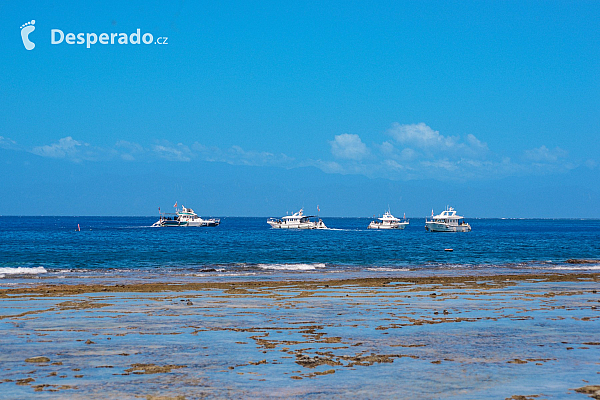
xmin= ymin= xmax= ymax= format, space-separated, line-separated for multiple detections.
xmin=1 ymin=217 xmax=599 ymax=286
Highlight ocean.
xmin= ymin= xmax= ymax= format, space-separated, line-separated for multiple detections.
xmin=2 ymin=216 xmax=600 ymax=399
xmin=1 ymin=216 xmax=599 ymax=287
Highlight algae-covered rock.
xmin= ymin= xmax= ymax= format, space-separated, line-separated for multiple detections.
xmin=25 ymin=356 xmax=50 ymax=363
xmin=575 ymin=386 xmax=600 ymax=400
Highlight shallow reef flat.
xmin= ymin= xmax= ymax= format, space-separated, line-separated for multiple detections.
xmin=0 ymin=273 xmax=599 ymax=399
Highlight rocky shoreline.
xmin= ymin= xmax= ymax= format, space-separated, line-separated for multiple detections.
xmin=0 ymin=273 xmax=598 ymax=398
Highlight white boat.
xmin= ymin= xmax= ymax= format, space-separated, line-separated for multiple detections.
xmin=267 ymin=209 xmax=327 ymax=229
xmin=425 ymin=207 xmax=471 ymax=232
xmin=152 ymin=205 xmax=220 ymax=227
xmin=368 ymin=210 xmax=409 ymax=229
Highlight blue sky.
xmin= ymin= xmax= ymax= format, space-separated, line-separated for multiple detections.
xmin=1 ymin=1 xmax=599 ymax=217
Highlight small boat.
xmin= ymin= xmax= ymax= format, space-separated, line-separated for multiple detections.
xmin=267 ymin=209 xmax=327 ymax=229
xmin=152 ymin=205 xmax=220 ymax=227
xmin=368 ymin=210 xmax=409 ymax=229
xmin=425 ymin=207 xmax=471 ymax=232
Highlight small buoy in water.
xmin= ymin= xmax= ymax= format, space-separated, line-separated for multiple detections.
xmin=444 ymin=248 xmax=453 ymax=252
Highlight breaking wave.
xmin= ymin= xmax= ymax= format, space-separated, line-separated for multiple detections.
xmin=257 ymin=263 xmax=327 ymax=271
xmin=0 ymin=266 xmax=47 ymax=278
xmin=551 ymin=265 xmax=600 ymax=270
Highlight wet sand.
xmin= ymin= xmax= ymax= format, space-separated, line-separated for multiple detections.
xmin=1 ymin=273 xmax=599 ymax=399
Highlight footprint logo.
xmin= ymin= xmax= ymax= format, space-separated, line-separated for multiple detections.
xmin=20 ymin=20 xmax=36 ymax=50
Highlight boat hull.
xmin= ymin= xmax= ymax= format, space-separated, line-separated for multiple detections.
xmin=368 ymin=222 xmax=408 ymax=230
xmin=425 ymin=222 xmax=471 ymax=232
xmin=187 ymin=219 xmax=220 ymax=227
xmin=152 ymin=220 xmax=188 ymax=227
xmin=152 ymin=219 xmax=220 ymax=227
xmin=267 ymin=220 xmax=327 ymax=229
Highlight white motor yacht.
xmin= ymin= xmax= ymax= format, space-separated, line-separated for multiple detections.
xmin=152 ymin=205 xmax=220 ymax=227
xmin=368 ymin=210 xmax=409 ymax=229
xmin=425 ymin=207 xmax=471 ymax=232
xmin=267 ymin=209 xmax=327 ymax=229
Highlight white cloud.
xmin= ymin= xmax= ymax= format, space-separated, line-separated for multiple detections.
xmin=388 ymin=122 xmax=457 ymax=150
xmin=31 ymin=137 xmax=84 ymax=159
xmin=120 ymin=153 xmax=135 ymax=161
xmin=13 ymin=126 xmax=582 ymax=183
xmin=192 ymin=142 xmax=295 ymax=167
xmin=191 ymin=142 xmax=223 ymax=162
xmin=311 ymin=160 xmax=344 ymax=174
xmin=319 ymin=123 xmax=558 ymax=180
xmin=330 ymin=133 xmax=369 ymax=160
xmin=400 ymin=148 xmax=417 ymax=161
xmin=383 ymin=159 xmax=406 ymax=171
xmin=228 ymin=145 xmax=294 ymax=166
xmin=379 ymin=141 xmax=395 ymax=156
xmin=27 ymin=137 xmax=295 ymax=166
xmin=386 ymin=123 xmax=488 ymax=159
xmin=152 ymin=143 xmax=193 ymax=162
xmin=420 ymin=159 xmax=459 ymax=171
xmin=465 ymin=134 xmax=489 ymax=153
xmin=115 ymin=140 xmax=144 ymax=161
xmin=0 ymin=136 xmax=18 ymax=150
xmin=524 ymin=145 xmax=568 ymax=163
xmin=377 ymin=142 xmax=417 ymax=161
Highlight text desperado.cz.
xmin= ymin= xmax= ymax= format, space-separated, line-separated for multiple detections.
xmin=51 ymin=29 xmax=167 ymax=48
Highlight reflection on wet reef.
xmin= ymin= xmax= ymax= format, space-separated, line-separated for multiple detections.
xmin=0 ymin=273 xmax=599 ymax=398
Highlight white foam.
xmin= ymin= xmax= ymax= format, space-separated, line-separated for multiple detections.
xmin=0 ymin=266 xmax=47 ymax=276
xmin=551 ymin=265 xmax=600 ymax=270
xmin=366 ymin=267 xmax=410 ymax=272
xmin=257 ymin=263 xmax=326 ymax=271
xmin=226 ymin=272 xmax=258 ymax=276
